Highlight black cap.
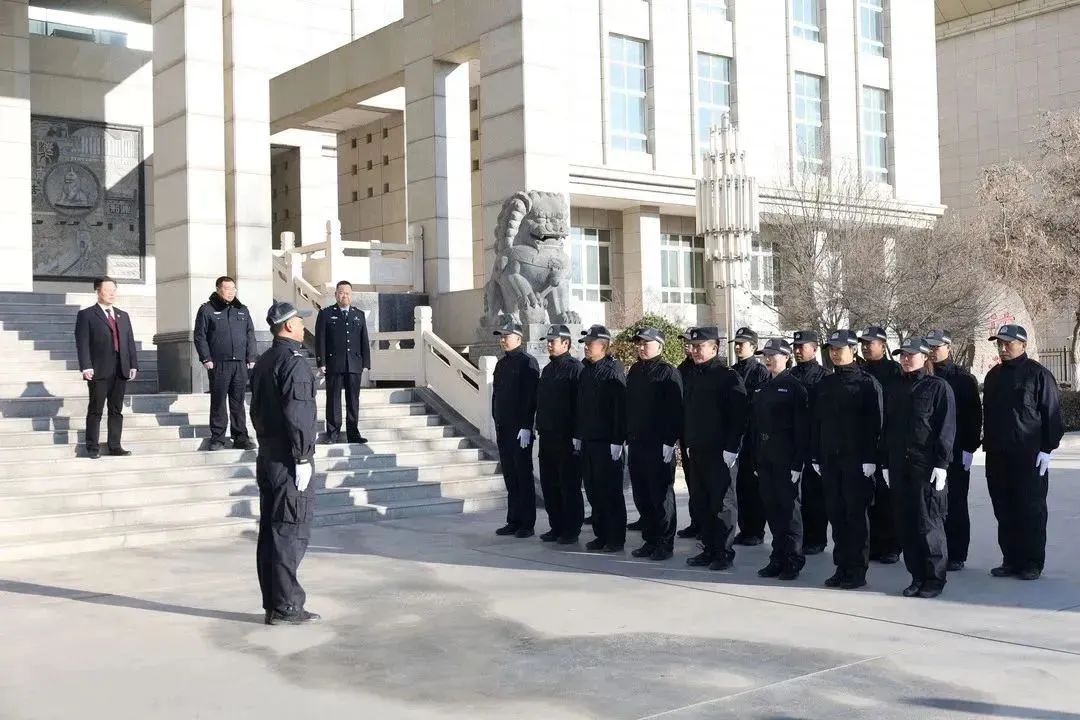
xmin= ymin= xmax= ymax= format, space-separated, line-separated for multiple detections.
xmin=792 ymin=330 xmax=820 ymax=346
xmin=924 ymin=329 xmax=953 ymax=347
xmin=633 ymin=327 xmax=665 ymax=343
xmin=733 ymin=327 xmax=758 ymax=344
xmin=493 ymin=320 xmax=523 ymax=337
xmin=756 ymin=338 xmax=792 ymax=356
xmin=892 ymin=337 xmax=931 ymax=356
xmin=686 ymin=326 xmax=719 ymax=344
xmin=579 ymin=324 xmax=612 ymax=343
xmin=678 ymin=328 xmax=694 ymax=342
xmin=858 ymin=326 xmax=888 ymax=343
xmin=545 ymin=324 xmax=572 ymax=341
xmin=825 ymin=329 xmax=860 ymax=348
xmin=988 ymin=324 xmax=1028 ymax=343
xmin=266 ymin=301 xmax=311 ymax=327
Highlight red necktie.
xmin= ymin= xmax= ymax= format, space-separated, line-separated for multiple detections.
xmin=106 ymin=310 xmax=119 ymax=352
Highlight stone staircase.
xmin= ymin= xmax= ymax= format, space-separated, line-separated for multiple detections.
xmin=0 ymin=292 xmax=507 ymax=562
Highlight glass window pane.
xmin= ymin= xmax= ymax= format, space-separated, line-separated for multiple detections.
xmin=586 ymin=246 xmax=599 ymax=284
xmin=599 ymin=244 xmax=611 ymax=285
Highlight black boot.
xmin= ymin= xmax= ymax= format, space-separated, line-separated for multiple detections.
xmin=631 ymin=543 xmax=656 ymax=558
xmin=757 ymin=561 xmax=783 ymax=578
xmin=902 ymin=581 xmax=922 ymax=597
xmin=686 ymin=551 xmax=713 ymax=567
xmin=824 ymin=569 xmax=846 ymax=588
xmin=676 ymin=524 xmax=700 ymax=539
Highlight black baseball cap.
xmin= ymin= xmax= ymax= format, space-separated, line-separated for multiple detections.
xmin=633 ymin=327 xmax=665 ymax=343
xmin=858 ymin=326 xmax=888 ymax=343
xmin=892 ymin=337 xmax=931 ymax=356
xmin=825 ymin=329 xmax=860 ymax=348
xmin=686 ymin=326 xmax=720 ymax=344
xmin=988 ymin=324 xmax=1028 ymax=343
xmin=924 ymin=329 xmax=953 ymax=347
xmin=792 ymin=330 xmax=820 ymax=346
xmin=493 ymin=321 xmax=523 ymax=337
xmin=579 ymin=324 xmax=612 ymax=343
xmin=733 ymin=327 xmax=758 ymax=344
xmin=266 ymin=301 xmax=311 ymax=327
xmin=756 ymin=338 xmax=792 ymax=356
xmin=545 ymin=324 xmax=572 ymax=341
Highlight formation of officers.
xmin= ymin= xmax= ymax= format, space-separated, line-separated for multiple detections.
xmin=489 ymin=319 xmax=1065 ymax=598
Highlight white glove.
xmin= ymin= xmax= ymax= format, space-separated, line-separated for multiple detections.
xmin=791 ymin=470 xmax=801 ymax=484
xmin=811 ymin=463 xmax=820 ymax=475
xmin=862 ymin=463 xmax=876 ymax=478
xmin=931 ymin=467 xmax=947 ymax=492
xmin=962 ymin=451 xmax=974 ymax=471
xmin=295 ymin=462 xmax=313 ymax=492
xmin=1036 ymin=451 xmax=1051 ymax=477
xmin=662 ymin=444 xmax=675 ymax=463
xmin=723 ymin=451 xmax=738 ymax=468
xmin=247 ymin=362 xmax=255 ymax=370
xmin=128 ymin=369 xmax=137 ymax=380
xmin=610 ymin=444 xmax=623 ymax=461
xmin=882 ymin=469 xmax=890 ymax=487
xmin=517 ymin=429 xmax=532 ymax=448
xmin=572 ymin=438 xmax=582 ymax=453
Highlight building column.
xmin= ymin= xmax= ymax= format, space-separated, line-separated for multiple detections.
xmin=620 ymin=206 xmax=661 ymax=320
xmin=151 ymin=0 xmax=228 ymax=392
xmin=297 ymin=131 xmax=338 ymax=251
xmin=0 ymin=0 xmax=32 ymax=291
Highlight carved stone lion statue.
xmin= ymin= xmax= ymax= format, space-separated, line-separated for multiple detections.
xmin=482 ymin=190 xmax=581 ymax=327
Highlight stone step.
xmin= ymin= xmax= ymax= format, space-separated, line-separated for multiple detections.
xmin=0 ymin=330 xmax=156 ymax=342
xmin=0 ymin=291 xmax=157 ymax=307
xmin=460 ymin=490 xmax=510 ymax=514
xmin=366 ymin=496 xmax=464 ymax=519
xmin=1 ymin=348 xmax=157 ymax=361
xmin=0 ymin=303 xmax=158 ymax=317
xmin=0 ymin=339 xmax=156 ymax=353
xmin=0 ymin=379 xmax=159 ymax=398
xmin=0 ymin=358 xmax=159 ymax=373
xmin=0 ymin=409 xmax=445 ymax=433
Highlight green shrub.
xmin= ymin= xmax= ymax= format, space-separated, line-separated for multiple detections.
xmin=1063 ymin=390 xmax=1080 ymax=432
xmin=611 ymin=314 xmax=692 ymax=370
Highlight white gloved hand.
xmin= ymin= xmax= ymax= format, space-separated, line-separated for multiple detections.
xmin=811 ymin=463 xmax=820 ymax=475
xmin=962 ymin=451 xmax=974 ymax=471
xmin=295 ymin=462 xmax=313 ymax=493
xmin=791 ymin=470 xmax=802 ymax=484
xmin=931 ymin=467 xmax=947 ymax=492
xmin=572 ymin=438 xmax=582 ymax=453
xmin=1036 ymin=451 xmax=1051 ymax=477
xmin=128 ymin=369 xmax=137 ymax=380
xmin=882 ymin=469 xmax=890 ymax=487
xmin=723 ymin=451 xmax=738 ymax=468
xmin=517 ymin=429 xmax=532 ymax=448
xmin=662 ymin=444 xmax=674 ymax=463
xmin=862 ymin=463 xmax=876 ymax=478
xmin=610 ymin=444 xmax=623 ymax=461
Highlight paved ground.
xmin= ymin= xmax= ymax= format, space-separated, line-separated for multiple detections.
xmin=3 ymin=441 xmax=1080 ymax=719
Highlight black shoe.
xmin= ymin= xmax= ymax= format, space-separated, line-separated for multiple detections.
xmin=1019 ymin=567 xmax=1042 ymax=581
xmin=649 ymin=547 xmax=673 ymax=561
xmin=322 ymin=433 xmax=340 ymax=445
xmin=585 ymin=538 xmax=607 ymax=551
xmin=233 ymin=439 xmax=257 ymax=450
xmin=676 ymin=524 xmax=700 ymax=539
xmin=757 ymin=561 xmax=783 ymax=578
xmin=627 ymin=519 xmax=645 ymax=531
xmin=947 ymin=560 xmax=965 ymax=571
xmin=631 ymin=543 xmax=656 ymax=558
xmin=347 ymin=435 xmax=368 ymax=445
xmin=804 ymin=544 xmax=826 ymax=555
xmin=495 ymin=524 xmax=519 ymax=536
xmin=265 ymin=608 xmax=321 ymax=625
xmin=87 ymin=448 xmax=100 ymax=459
xmin=107 ymin=448 xmax=132 ymax=456
xmin=824 ymin=569 xmax=846 ymax=588
xmin=583 ymin=515 xmax=593 ymax=525
xmin=539 ymin=530 xmax=560 ymax=542
xmin=556 ymin=535 xmax=579 ymax=545
xmin=918 ymin=585 xmax=943 ymax=598
xmin=902 ymin=581 xmax=923 ymax=597
xmin=602 ymin=543 xmax=624 ymax=553
xmin=686 ymin=551 xmax=713 ymax=567
xmin=840 ymin=574 xmax=867 ymax=590
xmin=877 ymin=552 xmax=900 ymax=565
xmin=733 ymin=533 xmax=763 ymax=546
xmin=990 ymin=564 xmax=1018 ymax=578
xmin=778 ymin=566 xmax=800 ymax=581
xmin=207 ymin=439 xmax=226 ymax=451
xmin=514 ymin=528 xmax=534 ymax=539
xmin=709 ymin=556 xmax=734 ymax=571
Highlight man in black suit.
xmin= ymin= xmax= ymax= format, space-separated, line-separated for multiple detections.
xmin=75 ymin=276 xmax=139 ymax=458
xmin=314 ymin=280 xmax=371 ymax=444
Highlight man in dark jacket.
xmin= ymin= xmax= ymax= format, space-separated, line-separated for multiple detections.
xmin=315 ymin=281 xmax=371 ymax=444
xmin=193 ymin=276 xmax=257 ymax=451
xmin=535 ymin=324 xmax=585 ymax=544
xmin=983 ymin=324 xmax=1064 ymax=581
xmin=813 ymin=330 xmax=883 ymax=590
xmin=858 ymin=325 xmax=902 ymax=564
xmin=926 ymin=329 xmax=983 ymax=571
xmin=676 ymin=333 xmax=700 ymax=539
xmin=731 ymin=327 xmax=771 ymax=546
xmin=790 ymin=330 xmax=830 ymax=554
xmin=491 ymin=320 xmax=540 ymax=538
xmin=574 ymin=325 xmax=627 ymax=553
xmin=683 ymin=326 xmax=748 ymax=571
xmin=882 ymin=337 xmax=956 ymax=599
xmin=626 ymin=327 xmax=684 ymax=561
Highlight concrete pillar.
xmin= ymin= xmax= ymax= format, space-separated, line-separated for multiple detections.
xmin=151 ymin=0 xmax=228 ymax=392
xmin=0 ymin=0 xmax=32 ymax=291
xmin=620 ymin=205 xmax=661 ymax=319
xmin=297 ymin=132 xmax=338 ymax=251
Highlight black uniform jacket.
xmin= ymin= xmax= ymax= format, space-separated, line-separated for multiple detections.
xmin=982 ymin=353 xmax=1064 ymax=456
xmin=933 ymin=359 xmax=982 ymax=463
xmin=535 ymin=352 xmax=583 ymax=437
xmin=315 ymin=305 xmax=371 ymax=374
xmin=250 ymin=337 xmax=318 ymax=463
xmin=682 ymin=356 xmax=747 ymax=453
xmin=812 ymin=363 xmax=883 ymax=464
xmin=491 ymin=347 xmax=540 ymax=432
xmin=861 ymin=356 xmax=902 ymax=400
xmin=575 ymin=355 xmax=627 ymax=445
xmin=749 ymin=369 xmax=809 ymax=471
xmin=734 ymin=356 xmax=771 ymax=394
xmin=626 ymin=356 xmax=683 ymax=446
xmin=882 ymin=368 xmax=956 ymax=470
xmin=193 ymin=293 xmax=257 ymax=364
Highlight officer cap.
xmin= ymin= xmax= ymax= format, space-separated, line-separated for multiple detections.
xmin=825 ymin=329 xmax=860 ymax=348
xmin=633 ymin=327 xmax=665 ymax=344
xmin=545 ymin=324 xmax=572 ymax=341
xmin=493 ymin=320 xmax=523 ymax=337
xmin=266 ymin=301 xmax=311 ymax=328
xmin=732 ymin=326 xmax=758 ymax=344
xmin=924 ymin=329 xmax=953 ymax=347
xmin=988 ymin=324 xmax=1028 ymax=343
xmin=579 ymin=324 xmax=612 ymax=343
xmin=892 ymin=337 xmax=931 ymax=356
xmin=756 ymin=338 xmax=793 ymax=356
xmin=686 ymin=326 xmax=719 ymax=344
xmin=678 ymin=327 xmax=694 ymax=342
xmin=858 ymin=325 xmax=888 ymax=343
xmin=792 ymin=330 xmax=820 ymax=346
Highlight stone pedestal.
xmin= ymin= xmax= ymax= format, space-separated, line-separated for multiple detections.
xmin=472 ymin=323 xmax=583 ymax=371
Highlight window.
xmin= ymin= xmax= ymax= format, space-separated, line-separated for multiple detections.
xmin=794 ymin=72 xmax=825 ymax=173
xmin=696 ymin=53 xmax=732 ymax=149
xmin=351 ymin=138 xmax=357 ymax=148
xmin=569 ymin=227 xmax=613 ymax=302
xmin=661 ymin=234 xmax=706 ymax=304
xmin=608 ymin=35 xmax=648 ymax=153
xmin=862 ymin=87 xmax=888 ymax=183
xmin=749 ymin=234 xmax=779 ymax=308
xmin=860 ymin=0 xmax=886 ymax=56
xmin=693 ymin=0 xmax=728 ymax=20
xmin=792 ymin=0 xmax=822 ymax=42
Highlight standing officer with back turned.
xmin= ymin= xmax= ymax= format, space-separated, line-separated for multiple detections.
xmin=250 ymin=302 xmax=320 ymax=625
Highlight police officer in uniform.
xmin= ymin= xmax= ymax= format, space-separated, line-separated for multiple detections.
xmin=812 ymin=330 xmax=883 ymax=590
xmin=676 ymin=332 xmax=701 ymax=539
xmin=882 ymin=337 xmax=956 ymax=599
xmin=750 ymin=338 xmax=809 ymax=580
xmin=250 ymin=302 xmax=320 ymax=625
xmin=789 ymin=330 xmax=830 ymax=554
xmin=683 ymin=326 xmax=748 ymax=571
xmin=626 ymin=327 xmax=684 ymax=561
xmin=491 ymin=321 xmax=540 ymax=538
xmin=858 ymin=326 xmax=902 ymax=565
xmin=193 ymin=276 xmax=257 ymax=451
xmin=315 ymin=280 xmax=371 ymax=444
xmin=926 ymin=329 xmax=983 ymax=571
xmin=983 ymin=324 xmax=1064 ymax=580
xmin=731 ymin=327 xmax=771 ymax=546
xmin=574 ymin=325 xmax=627 ymax=553
xmin=535 ymin=324 xmax=585 ymax=544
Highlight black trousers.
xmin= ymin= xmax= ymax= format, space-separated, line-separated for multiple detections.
xmin=944 ymin=462 xmax=971 ymax=562
xmin=208 ymin=361 xmax=249 ymax=442
xmin=681 ymin=445 xmax=704 ymax=530
xmin=801 ymin=461 xmax=829 ymax=548
xmin=868 ymin=468 xmax=901 ymax=557
xmin=892 ymin=462 xmax=948 ymax=587
xmin=986 ymin=450 xmax=1048 ymax=572
xmin=628 ymin=440 xmax=676 ymax=550
xmin=686 ymin=445 xmax=737 ymax=559
xmin=538 ymin=435 xmax=584 ymax=538
xmin=85 ymin=370 xmax=126 ymax=453
xmin=758 ymin=457 xmax=804 ymax=569
xmin=325 ymin=371 xmax=363 ymax=438
xmin=736 ymin=449 xmax=766 ymax=538
xmin=496 ymin=426 xmax=536 ymax=531
xmin=822 ymin=457 xmax=874 ymax=577
xmin=256 ymin=454 xmax=315 ymax=613
xmin=581 ymin=441 xmax=625 ymax=547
